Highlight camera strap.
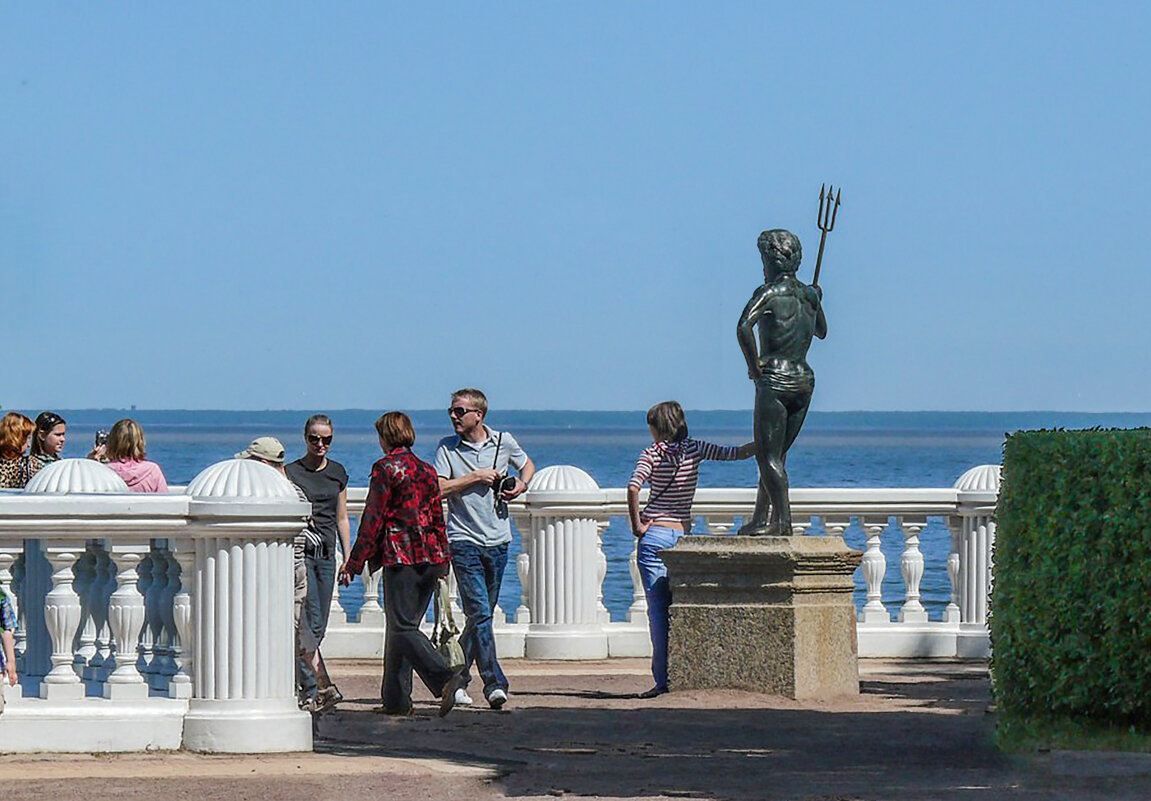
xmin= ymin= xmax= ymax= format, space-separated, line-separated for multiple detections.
xmin=492 ymin=431 xmax=503 ymax=473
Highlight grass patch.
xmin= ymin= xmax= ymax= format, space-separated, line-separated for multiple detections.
xmin=997 ymin=711 xmax=1151 ymax=754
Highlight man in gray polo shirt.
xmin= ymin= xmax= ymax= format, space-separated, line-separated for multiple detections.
xmin=434 ymin=387 xmax=535 ymax=709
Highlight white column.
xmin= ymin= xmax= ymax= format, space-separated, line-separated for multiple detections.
xmin=41 ymin=543 xmax=84 ymax=700
xmin=858 ymin=520 xmax=889 ymax=624
xmin=897 ymin=518 xmax=928 ymax=623
xmin=72 ymin=544 xmax=99 ymax=683
xmin=595 ymin=520 xmax=610 ymax=623
xmin=104 ymin=541 xmax=150 ymax=699
xmin=521 ymin=466 xmax=608 ymax=660
xmin=514 ymin=550 xmax=531 ymax=624
xmin=953 ymin=465 xmax=1000 ymax=658
xmin=944 ymin=518 xmax=961 ymax=623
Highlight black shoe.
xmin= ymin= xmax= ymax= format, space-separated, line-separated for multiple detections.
xmin=638 ymin=686 xmax=667 ymax=699
xmin=440 ymin=673 xmax=466 ymax=717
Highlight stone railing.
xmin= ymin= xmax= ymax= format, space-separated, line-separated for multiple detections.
xmin=325 ymin=463 xmax=1000 ymax=662
xmin=0 ymin=458 xmax=312 ymax=754
xmin=1 ymin=459 xmax=999 ymax=753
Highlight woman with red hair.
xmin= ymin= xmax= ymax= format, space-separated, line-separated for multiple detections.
xmin=0 ymin=412 xmax=35 ymax=489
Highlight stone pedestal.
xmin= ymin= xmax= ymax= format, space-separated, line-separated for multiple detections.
xmin=662 ymin=535 xmax=862 ymax=700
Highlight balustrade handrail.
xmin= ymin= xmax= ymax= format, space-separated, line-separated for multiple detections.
xmin=345 ymin=484 xmax=969 ymax=521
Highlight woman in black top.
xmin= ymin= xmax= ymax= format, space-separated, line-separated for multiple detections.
xmin=285 ymin=414 xmax=351 ymax=669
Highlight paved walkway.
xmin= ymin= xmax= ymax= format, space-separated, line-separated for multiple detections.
xmin=5 ymin=658 xmax=1151 ymax=800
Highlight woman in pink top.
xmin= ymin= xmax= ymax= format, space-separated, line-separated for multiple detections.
xmin=105 ymin=419 xmax=168 ymax=493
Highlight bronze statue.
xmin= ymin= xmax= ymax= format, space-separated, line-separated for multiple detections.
xmin=736 ymin=187 xmax=837 ymax=535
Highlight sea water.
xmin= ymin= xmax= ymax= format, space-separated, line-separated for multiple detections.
xmin=47 ymin=409 xmax=1151 ymax=621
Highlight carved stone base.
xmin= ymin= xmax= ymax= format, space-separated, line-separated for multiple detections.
xmin=662 ymin=535 xmax=862 ymax=700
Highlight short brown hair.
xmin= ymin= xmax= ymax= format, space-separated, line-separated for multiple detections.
xmin=451 ymin=388 xmax=487 ymax=416
xmin=375 ymin=411 xmax=416 ymax=448
xmin=0 ymin=412 xmax=34 ymax=460
xmin=106 ymin=419 xmax=147 ymax=461
xmin=646 ymin=400 xmax=688 ymax=443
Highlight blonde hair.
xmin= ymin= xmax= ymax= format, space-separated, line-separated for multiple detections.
xmin=646 ymin=400 xmax=688 ymax=443
xmin=451 ymin=388 xmax=488 ymax=416
xmin=106 ymin=419 xmax=147 ymax=461
xmin=0 ymin=412 xmax=34 ymax=460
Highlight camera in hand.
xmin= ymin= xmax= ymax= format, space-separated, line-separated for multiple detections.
xmin=492 ymin=474 xmax=516 ymax=517
xmin=94 ymin=429 xmax=109 ymax=447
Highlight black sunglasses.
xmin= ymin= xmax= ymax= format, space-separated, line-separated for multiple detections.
xmin=448 ymin=406 xmax=480 ymax=418
xmin=307 ymin=434 xmax=333 ymax=445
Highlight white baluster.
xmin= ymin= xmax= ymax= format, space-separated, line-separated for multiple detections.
xmin=898 ymin=518 xmax=928 ymax=623
xmin=156 ymin=543 xmax=180 ymax=688
xmin=41 ymin=544 xmax=84 ymax=699
xmin=359 ymin=566 xmax=384 ymax=626
xmin=626 ymin=535 xmax=647 ymax=623
xmin=135 ymin=548 xmax=155 ymax=682
xmin=595 ymin=520 xmax=610 ymax=623
xmin=858 ymin=520 xmax=889 ymax=624
xmin=168 ymin=543 xmax=194 ymax=699
xmin=329 ymin=547 xmax=346 ymax=623
xmin=93 ymin=545 xmax=116 ymax=682
xmin=515 ymin=551 xmax=531 ymax=624
xmin=944 ymin=517 xmax=961 ymax=623
xmin=104 ymin=542 xmax=149 ymax=699
xmin=72 ymin=544 xmax=98 ymax=682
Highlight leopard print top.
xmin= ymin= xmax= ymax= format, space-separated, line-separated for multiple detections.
xmin=0 ymin=456 xmax=31 ymax=489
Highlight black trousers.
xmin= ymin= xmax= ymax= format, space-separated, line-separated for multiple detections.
xmin=381 ymin=562 xmax=455 ymax=711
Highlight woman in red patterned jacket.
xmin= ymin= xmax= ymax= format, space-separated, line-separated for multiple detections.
xmin=338 ymin=411 xmax=465 ymax=717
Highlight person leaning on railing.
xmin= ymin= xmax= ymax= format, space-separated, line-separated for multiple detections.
xmin=627 ymin=400 xmax=754 ymax=698
xmin=0 ymin=412 xmax=35 ymax=489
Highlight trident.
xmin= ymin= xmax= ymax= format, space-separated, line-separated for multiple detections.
xmin=812 ymin=183 xmax=841 ymax=287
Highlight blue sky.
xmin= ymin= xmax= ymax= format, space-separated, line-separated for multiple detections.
xmin=3 ymin=3 xmax=1148 ymax=412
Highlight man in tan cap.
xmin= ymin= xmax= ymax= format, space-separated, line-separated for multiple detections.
xmin=236 ymin=436 xmax=342 ymax=713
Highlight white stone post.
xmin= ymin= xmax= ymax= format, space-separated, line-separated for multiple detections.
xmin=858 ymin=519 xmax=889 ymax=624
xmin=953 ymin=465 xmax=1000 ymax=658
xmin=72 ymin=544 xmax=99 ymax=681
xmin=595 ymin=520 xmax=610 ymax=623
xmin=104 ymin=541 xmax=150 ymax=700
xmin=520 ymin=466 xmax=608 ymax=659
xmin=41 ymin=543 xmax=84 ymax=699
xmin=181 ymin=459 xmax=312 ymax=753
xmin=898 ymin=518 xmax=928 ymax=623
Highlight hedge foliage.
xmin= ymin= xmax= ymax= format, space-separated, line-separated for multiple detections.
xmin=992 ymin=428 xmax=1151 ymax=727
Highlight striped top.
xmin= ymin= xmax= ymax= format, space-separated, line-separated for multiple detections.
xmin=628 ymin=438 xmax=743 ymax=525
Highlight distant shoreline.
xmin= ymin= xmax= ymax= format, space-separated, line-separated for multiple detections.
xmin=6 ymin=408 xmax=1151 ymax=433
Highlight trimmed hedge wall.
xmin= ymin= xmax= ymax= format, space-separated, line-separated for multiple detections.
xmin=992 ymin=428 xmax=1151 ymax=727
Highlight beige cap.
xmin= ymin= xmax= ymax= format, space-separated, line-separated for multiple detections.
xmin=235 ymin=436 xmax=286 ymax=464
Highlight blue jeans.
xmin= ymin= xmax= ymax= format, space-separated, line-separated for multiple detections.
xmin=300 ymin=552 xmax=336 ymax=698
xmin=450 ymin=541 xmax=509 ymax=699
xmin=637 ymin=526 xmax=682 ymax=691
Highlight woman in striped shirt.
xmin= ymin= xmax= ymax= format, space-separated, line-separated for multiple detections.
xmin=627 ymin=401 xmax=754 ymax=698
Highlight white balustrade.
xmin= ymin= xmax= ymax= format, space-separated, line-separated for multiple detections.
xmin=1 ymin=460 xmax=1002 ymax=753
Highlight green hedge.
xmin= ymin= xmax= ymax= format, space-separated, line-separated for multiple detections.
xmin=992 ymin=428 xmax=1151 ymax=728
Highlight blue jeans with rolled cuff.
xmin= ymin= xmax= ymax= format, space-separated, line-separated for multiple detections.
xmin=637 ymin=525 xmax=683 ymax=692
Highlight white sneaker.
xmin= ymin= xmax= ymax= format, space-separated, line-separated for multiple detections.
xmin=487 ymin=688 xmax=508 ymax=709
xmin=454 ymin=687 xmax=474 ymax=706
